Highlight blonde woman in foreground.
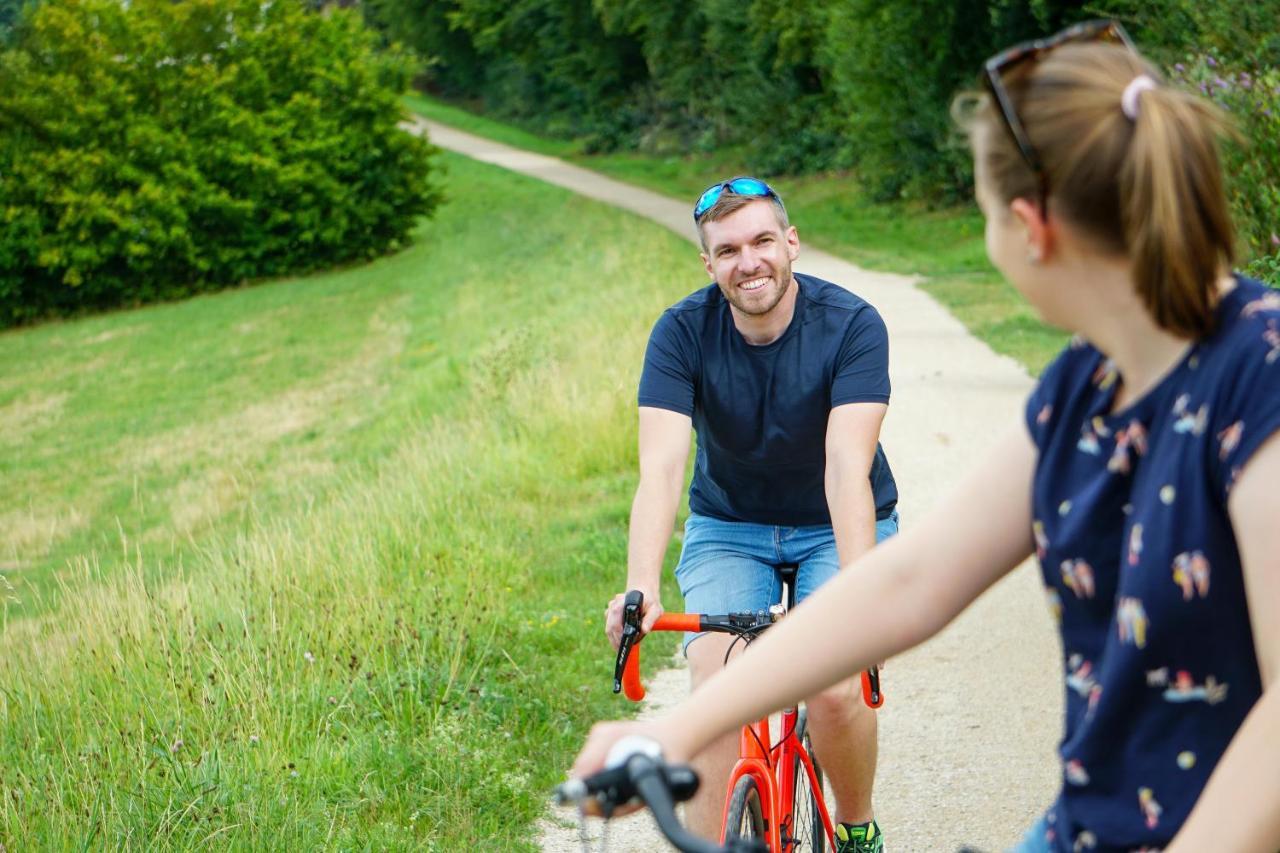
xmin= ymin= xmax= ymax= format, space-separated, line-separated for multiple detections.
xmin=572 ymin=21 xmax=1280 ymax=853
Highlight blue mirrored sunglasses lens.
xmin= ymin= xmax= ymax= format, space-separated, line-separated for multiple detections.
xmin=694 ymin=185 xmax=725 ymax=218
xmin=727 ymin=178 xmax=771 ymax=196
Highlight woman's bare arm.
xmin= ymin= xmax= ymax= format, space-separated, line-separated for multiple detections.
xmin=1169 ymin=431 xmax=1280 ymax=852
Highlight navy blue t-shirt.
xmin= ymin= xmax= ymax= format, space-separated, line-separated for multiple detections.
xmin=638 ymin=273 xmax=897 ymax=526
xmin=1025 ymin=276 xmax=1280 ymax=851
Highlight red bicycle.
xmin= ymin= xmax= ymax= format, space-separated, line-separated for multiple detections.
xmin=611 ymin=565 xmax=883 ymax=852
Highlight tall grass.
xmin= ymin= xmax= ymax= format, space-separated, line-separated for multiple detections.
xmin=0 ymin=153 xmax=689 ymax=847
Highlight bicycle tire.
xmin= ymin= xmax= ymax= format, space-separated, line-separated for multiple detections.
xmin=724 ymin=774 xmax=767 ymax=842
xmin=787 ymin=730 xmax=825 ymax=852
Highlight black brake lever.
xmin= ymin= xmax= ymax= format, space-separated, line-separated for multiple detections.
xmin=612 ymin=589 xmax=644 ymax=694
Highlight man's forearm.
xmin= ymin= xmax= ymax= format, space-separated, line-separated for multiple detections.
xmin=625 ymin=477 xmax=682 ymax=592
xmin=827 ymin=474 xmax=878 ymax=567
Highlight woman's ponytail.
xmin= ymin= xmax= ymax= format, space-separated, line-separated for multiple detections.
xmin=1122 ymin=85 xmax=1236 ymax=337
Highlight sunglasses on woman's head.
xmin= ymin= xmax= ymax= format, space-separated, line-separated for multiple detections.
xmin=983 ymin=19 xmax=1136 ymax=209
xmin=693 ymin=177 xmax=779 ymax=222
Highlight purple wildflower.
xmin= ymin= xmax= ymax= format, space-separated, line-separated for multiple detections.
xmin=1214 ymin=76 xmax=1230 ymax=90
xmin=1272 ymin=233 xmax=1280 ymax=248
xmin=1206 ymin=56 xmax=1217 ymax=68
xmin=1199 ymin=83 xmax=1208 ymax=95
xmin=1174 ymin=62 xmax=1186 ymax=73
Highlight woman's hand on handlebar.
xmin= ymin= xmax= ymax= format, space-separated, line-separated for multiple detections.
xmin=570 ymin=718 xmax=684 ymax=816
xmin=605 ymin=587 xmax=664 ymax=648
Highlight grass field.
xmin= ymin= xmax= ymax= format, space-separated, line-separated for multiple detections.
xmin=0 ymin=152 xmax=692 ymax=848
xmin=0 ymin=94 xmax=1073 ymax=849
xmin=405 ymin=94 xmax=1069 ymax=375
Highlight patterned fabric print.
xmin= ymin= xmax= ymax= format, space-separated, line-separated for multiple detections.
xmin=1023 ymin=276 xmax=1280 ymax=851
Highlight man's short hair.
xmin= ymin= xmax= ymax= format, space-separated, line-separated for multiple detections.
xmin=696 ymin=192 xmax=790 ymax=253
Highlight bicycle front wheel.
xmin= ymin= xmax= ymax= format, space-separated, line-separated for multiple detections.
xmin=787 ymin=730 xmax=825 ymax=852
xmin=724 ymin=774 xmax=767 ymax=842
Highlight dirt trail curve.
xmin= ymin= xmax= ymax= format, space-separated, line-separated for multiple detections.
xmin=407 ymin=117 xmax=1063 ymax=852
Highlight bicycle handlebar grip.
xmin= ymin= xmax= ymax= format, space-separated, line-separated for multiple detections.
xmin=861 ymin=666 xmax=884 ymax=709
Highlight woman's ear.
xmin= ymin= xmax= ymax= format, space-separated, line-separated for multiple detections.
xmin=1009 ymin=198 xmax=1054 ymax=264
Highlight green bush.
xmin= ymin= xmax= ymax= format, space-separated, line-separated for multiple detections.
xmin=1168 ymin=59 xmax=1280 ymax=286
xmin=0 ymin=0 xmax=441 ymax=325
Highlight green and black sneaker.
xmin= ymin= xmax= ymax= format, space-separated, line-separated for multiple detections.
xmin=835 ymin=818 xmax=885 ymax=853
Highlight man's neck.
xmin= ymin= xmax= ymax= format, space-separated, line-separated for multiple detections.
xmin=732 ymin=277 xmax=799 ymax=346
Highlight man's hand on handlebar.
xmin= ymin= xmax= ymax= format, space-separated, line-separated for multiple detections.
xmin=605 ymin=586 xmax=664 ymax=649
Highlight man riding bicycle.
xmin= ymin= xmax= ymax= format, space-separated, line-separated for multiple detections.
xmin=603 ymin=177 xmax=899 ymax=852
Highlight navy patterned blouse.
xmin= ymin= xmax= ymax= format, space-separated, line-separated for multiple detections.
xmin=1024 ymin=275 xmax=1280 ymax=851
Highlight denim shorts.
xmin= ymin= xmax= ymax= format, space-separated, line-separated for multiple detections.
xmin=674 ymin=509 xmax=900 ymax=651
xmin=1007 ymin=814 xmax=1053 ymax=853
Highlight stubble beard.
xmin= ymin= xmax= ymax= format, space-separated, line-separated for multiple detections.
xmin=720 ymin=261 xmax=792 ymax=317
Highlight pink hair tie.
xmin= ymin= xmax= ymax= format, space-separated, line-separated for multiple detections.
xmin=1121 ymin=74 xmax=1157 ymax=120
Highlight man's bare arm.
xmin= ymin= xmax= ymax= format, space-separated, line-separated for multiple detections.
xmin=604 ymin=406 xmax=692 ymax=647
xmin=825 ymin=402 xmax=889 ymax=565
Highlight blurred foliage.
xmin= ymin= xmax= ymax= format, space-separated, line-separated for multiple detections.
xmin=1089 ymin=0 xmax=1280 ymax=68
xmin=1095 ymin=0 xmax=1280 ymax=282
xmin=373 ymin=0 xmax=1277 ymax=274
xmin=371 ymin=0 xmax=1101 ymax=195
xmin=1168 ymin=60 xmax=1280 ymax=285
xmin=0 ymin=0 xmax=442 ymax=325
xmin=0 ymin=0 xmax=30 ymax=44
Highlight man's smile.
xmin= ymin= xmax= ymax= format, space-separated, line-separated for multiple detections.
xmin=738 ymin=276 xmax=771 ymax=291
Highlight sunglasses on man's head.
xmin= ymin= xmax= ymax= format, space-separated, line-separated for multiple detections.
xmin=693 ymin=177 xmax=779 ymax=222
xmin=983 ymin=18 xmax=1136 ymax=208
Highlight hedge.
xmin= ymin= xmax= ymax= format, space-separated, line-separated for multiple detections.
xmin=0 ymin=0 xmax=442 ymax=325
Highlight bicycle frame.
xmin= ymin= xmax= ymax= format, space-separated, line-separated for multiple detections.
xmin=721 ymin=702 xmax=834 ymax=851
xmin=618 ymin=607 xmax=838 ymax=852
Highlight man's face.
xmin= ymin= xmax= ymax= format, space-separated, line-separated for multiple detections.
xmin=700 ymin=200 xmax=800 ymax=317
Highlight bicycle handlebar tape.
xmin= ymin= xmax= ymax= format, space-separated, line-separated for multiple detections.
xmin=652 ymin=613 xmax=702 ymax=632
xmin=861 ymin=667 xmax=884 ymax=709
xmin=622 ymin=649 xmax=646 ymax=701
xmin=620 ymin=613 xmax=706 ymax=702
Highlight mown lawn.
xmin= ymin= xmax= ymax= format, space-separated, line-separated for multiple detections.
xmin=406 ymin=93 xmax=1069 ymax=376
xmin=0 ymin=152 xmax=689 ymax=848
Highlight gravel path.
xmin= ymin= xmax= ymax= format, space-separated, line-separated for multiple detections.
xmin=407 ymin=117 xmax=1064 ymax=852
